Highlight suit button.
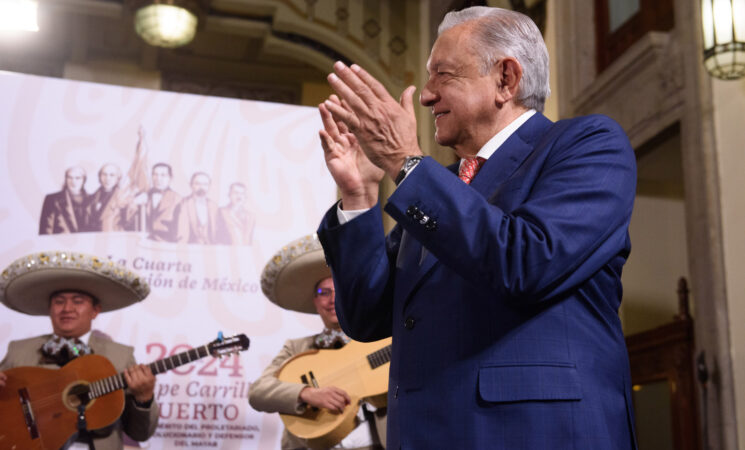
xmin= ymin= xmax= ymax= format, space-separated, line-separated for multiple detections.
xmin=424 ymin=220 xmax=437 ymax=231
xmin=404 ymin=317 xmax=415 ymax=329
xmin=406 ymin=206 xmax=418 ymax=217
xmin=412 ymin=210 xmax=424 ymax=221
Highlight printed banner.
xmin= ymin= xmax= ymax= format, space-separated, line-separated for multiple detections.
xmin=0 ymin=71 xmax=337 ymax=449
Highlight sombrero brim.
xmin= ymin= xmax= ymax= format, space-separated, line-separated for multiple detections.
xmin=1 ymin=252 xmax=149 ymax=316
xmin=261 ymin=235 xmax=331 ymax=314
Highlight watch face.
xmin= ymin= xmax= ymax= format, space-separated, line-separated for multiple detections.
xmin=405 ymin=157 xmax=422 ymax=170
xmin=396 ymin=157 xmax=422 ymax=185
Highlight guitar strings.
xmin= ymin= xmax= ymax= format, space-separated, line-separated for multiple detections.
xmin=14 ymin=340 xmax=248 ymax=418
xmin=298 ymin=358 xmax=375 ymax=391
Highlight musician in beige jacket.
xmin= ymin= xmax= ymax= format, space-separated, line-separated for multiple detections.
xmin=250 ymin=234 xmax=386 ymax=450
xmin=0 ymin=251 xmax=159 ymax=450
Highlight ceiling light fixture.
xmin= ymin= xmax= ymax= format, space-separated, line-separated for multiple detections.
xmin=0 ymin=0 xmax=39 ymax=32
xmin=701 ymin=0 xmax=745 ymax=80
xmin=128 ymin=0 xmax=205 ymax=48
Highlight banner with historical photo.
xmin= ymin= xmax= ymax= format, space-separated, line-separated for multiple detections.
xmin=0 ymin=71 xmax=337 ymax=449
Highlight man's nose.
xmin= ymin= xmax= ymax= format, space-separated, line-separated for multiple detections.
xmin=419 ymin=82 xmax=437 ymax=107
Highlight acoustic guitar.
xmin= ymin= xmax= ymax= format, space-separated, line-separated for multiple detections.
xmin=277 ymin=337 xmax=392 ymax=449
xmin=0 ymin=333 xmax=249 ymax=450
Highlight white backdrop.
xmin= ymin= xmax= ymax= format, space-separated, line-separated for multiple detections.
xmin=0 ymin=71 xmax=337 ymax=449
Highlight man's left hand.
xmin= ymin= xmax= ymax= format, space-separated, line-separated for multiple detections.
xmin=324 ymin=61 xmax=422 ymax=180
xmin=124 ymin=364 xmax=155 ymax=405
xmin=319 ymin=96 xmax=385 ymax=209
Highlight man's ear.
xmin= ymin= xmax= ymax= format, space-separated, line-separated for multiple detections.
xmin=494 ymin=57 xmax=522 ymax=104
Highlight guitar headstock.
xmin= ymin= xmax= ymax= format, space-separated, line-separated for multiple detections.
xmin=208 ymin=333 xmax=250 ymax=358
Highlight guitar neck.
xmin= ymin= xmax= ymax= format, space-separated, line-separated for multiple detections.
xmin=366 ymin=344 xmax=392 ymax=369
xmin=88 ymin=344 xmax=211 ymax=399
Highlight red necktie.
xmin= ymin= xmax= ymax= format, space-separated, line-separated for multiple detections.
xmin=458 ymin=157 xmax=485 ymax=184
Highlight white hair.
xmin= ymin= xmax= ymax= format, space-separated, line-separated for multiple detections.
xmin=438 ymin=6 xmax=550 ymax=112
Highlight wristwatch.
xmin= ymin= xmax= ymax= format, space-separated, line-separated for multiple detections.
xmin=394 ymin=156 xmax=424 ymax=185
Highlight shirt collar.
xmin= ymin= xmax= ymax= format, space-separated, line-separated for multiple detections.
xmin=79 ymin=330 xmax=92 ymax=344
xmin=460 ymin=109 xmax=536 ymax=167
xmin=52 ymin=329 xmax=92 ymax=344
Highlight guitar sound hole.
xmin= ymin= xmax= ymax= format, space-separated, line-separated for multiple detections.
xmin=65 ymin=383 xmax=91 ymax=408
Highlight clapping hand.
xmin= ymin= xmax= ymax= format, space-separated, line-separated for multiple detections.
xmin=322 ymin=61 xmax=422 ymax=183
xmin=319 ymin=96 xmax=384 ymax=209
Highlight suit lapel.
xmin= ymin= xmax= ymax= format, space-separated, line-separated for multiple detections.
xmin=88 ymin=333 xmax=107 ymax=354
xmin=470 ymin=113 xmax=553 ymax=195
xmin=400 ymin=113 xmax=554 ymax=303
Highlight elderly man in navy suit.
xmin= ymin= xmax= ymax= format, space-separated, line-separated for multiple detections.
xmin=316 ymin=6 xmax=637 ymax=450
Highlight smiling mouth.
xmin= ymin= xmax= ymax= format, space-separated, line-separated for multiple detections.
xmin=434 ymin=112 xmax=449 ymax=124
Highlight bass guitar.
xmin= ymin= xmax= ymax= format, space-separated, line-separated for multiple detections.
xmin=0 ymin=333 xmax=249 ymax=450
xmin=277 ymin=337 xmax=392 ymax=449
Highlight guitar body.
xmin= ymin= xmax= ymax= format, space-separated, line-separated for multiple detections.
xmin=0 ymin=354 xmax=124 ymax=450
xmin=0 ymin=333 xmax=248 ymax=450
xmin=277 ymin=338 xmax=392 ymax=449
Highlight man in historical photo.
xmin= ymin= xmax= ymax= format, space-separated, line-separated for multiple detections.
xmin=216 ymin=182 xmax=256 ymax=245
xmin=39 ymin=165 xmax=89 ymax=234
xmin=129 ymin=162 xmax=181 ymax=242
xmin=84 ymin=163 xmax=132 ymax=232
xmin=175 ymin=171 xmax=219 ymax=244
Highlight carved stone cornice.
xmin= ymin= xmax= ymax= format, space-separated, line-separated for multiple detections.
xmin=571 ymin=31 xmax=685 ymax=149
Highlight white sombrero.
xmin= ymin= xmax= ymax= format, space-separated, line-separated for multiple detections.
xmin=260 ymin=234 xmax=331 ymax=314
xmin=0 ymin=251 xmax=150 ymax=316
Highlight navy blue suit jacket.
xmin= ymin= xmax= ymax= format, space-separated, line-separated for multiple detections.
xmin=318 ymin=113 xmax=638 ymax=449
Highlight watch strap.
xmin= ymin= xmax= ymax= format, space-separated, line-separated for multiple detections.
xmin=395 ymin=156 xmax=424 ymax=185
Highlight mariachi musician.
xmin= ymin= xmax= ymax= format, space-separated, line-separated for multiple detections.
xmin=249 ymin=234 xmax=387 ymax=449
xmin=0 ymin=251 xmax=159 ymax=449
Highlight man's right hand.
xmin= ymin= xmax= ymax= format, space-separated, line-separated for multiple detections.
xmin=0 ymin=371 xmax=7 ymax=389
xmin=299 ymin=385 xmax=351 ymax=414
xmin=323 ymin=62 xmax=422 ymax=182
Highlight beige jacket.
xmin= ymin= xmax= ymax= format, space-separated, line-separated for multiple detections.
xmin=0 ymin=333 xmax=159 ymax=450
xmin=249 ymin=335 xmax=386 ymax=449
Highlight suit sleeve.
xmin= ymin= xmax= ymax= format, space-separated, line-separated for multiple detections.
xmin=317 ymin=205 xmax=398 ymax=342
xmin=248 ymin=339 xmax=312 ymax=415
xmin=384 ymin=115 xmax=636 ymax=303
xmin=120 ymin=351 xmax=159 ymax=441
